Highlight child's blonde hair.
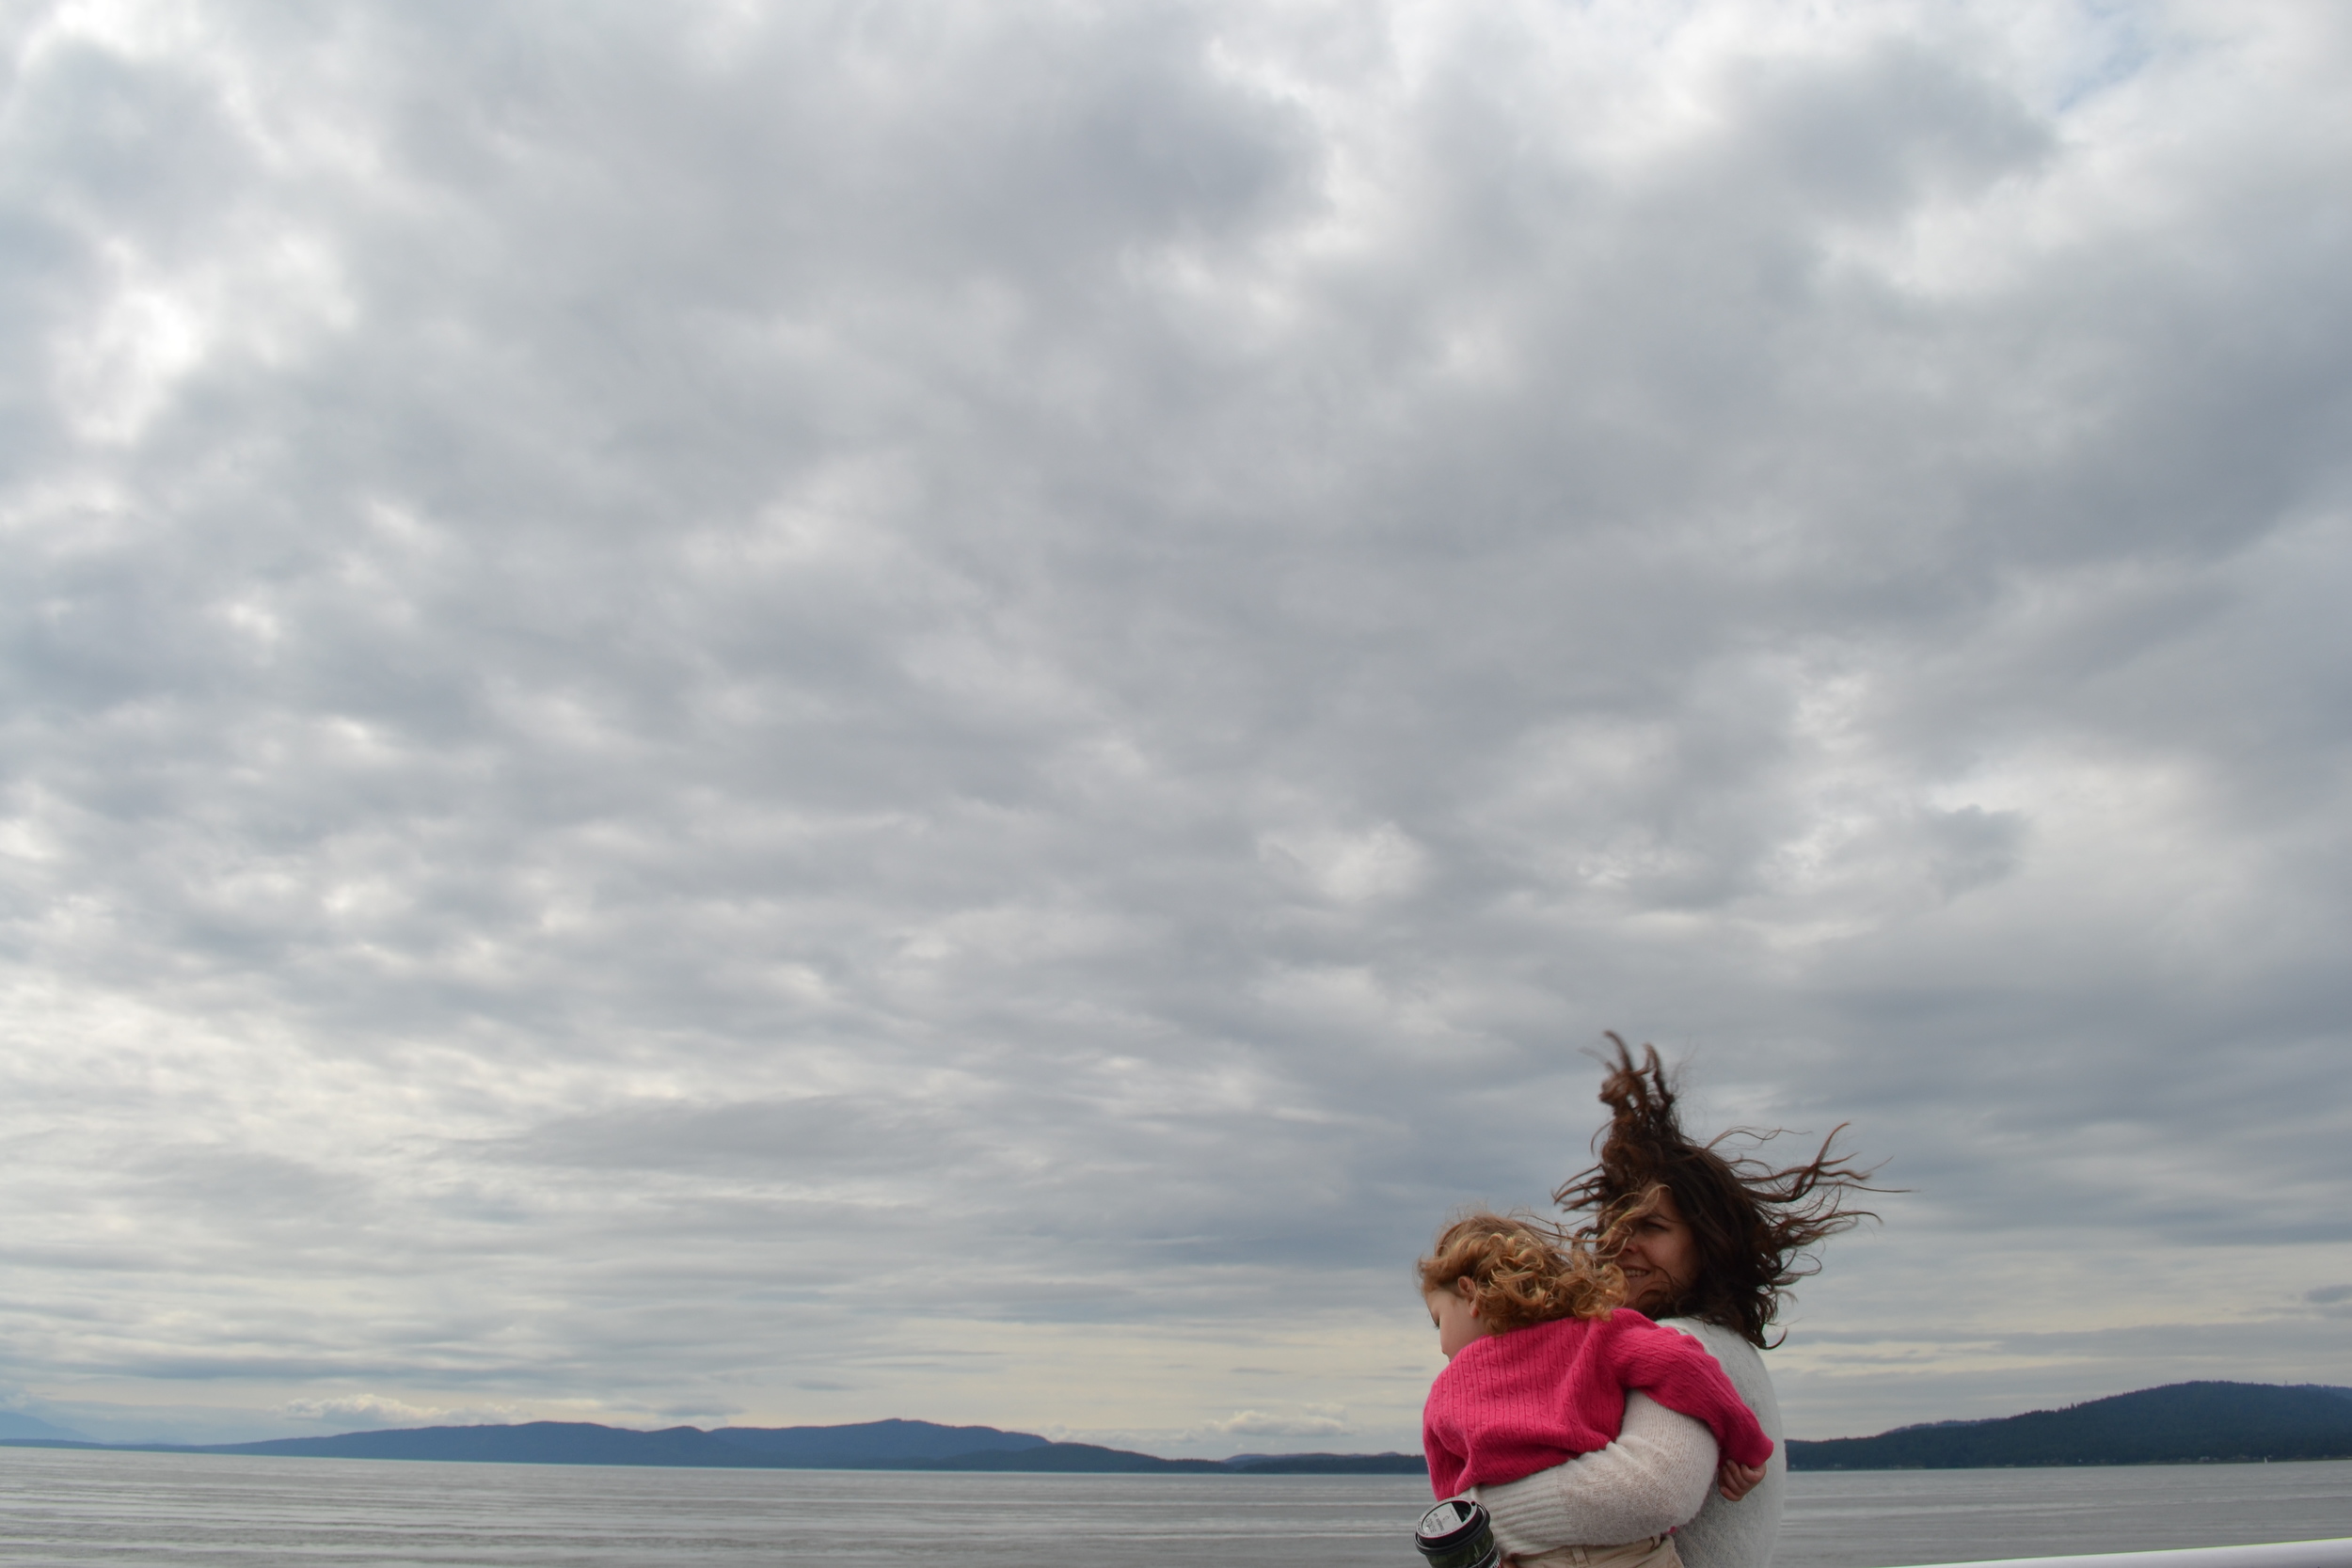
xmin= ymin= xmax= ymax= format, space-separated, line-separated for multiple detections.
xmin=1418 ymin=1212 xmax=1627 ymax=1332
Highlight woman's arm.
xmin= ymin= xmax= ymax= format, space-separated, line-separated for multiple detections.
xmin=1470 ymin=1393 xmax=1718 ymax=1558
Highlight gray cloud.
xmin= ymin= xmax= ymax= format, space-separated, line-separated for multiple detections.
xmin=1 ymin=0 xmax=2348 ymax=1450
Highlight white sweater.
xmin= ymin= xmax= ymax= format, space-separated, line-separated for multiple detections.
xmin=1470 ymin=1318 xmax=1785 ymax=1568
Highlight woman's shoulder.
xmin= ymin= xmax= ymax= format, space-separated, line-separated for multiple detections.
xmin=1655 ymin=1318 xmax=1778 ymax=1431
xmin=1655 ymin=1316 xmax=1760 ymax=1361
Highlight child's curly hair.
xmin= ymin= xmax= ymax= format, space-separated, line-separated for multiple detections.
xmin=1417 ymin=1212 xmax=1627 ymax=1332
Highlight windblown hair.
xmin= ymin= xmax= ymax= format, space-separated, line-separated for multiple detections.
xmin=1554 ymin=1035 xmax=1887 ymax=1349
xmin=1417 ymin=1212 xmax=1627 ymax=1333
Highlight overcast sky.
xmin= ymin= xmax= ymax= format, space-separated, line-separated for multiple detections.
xmin=2 ymin=0 xmax=2348 ymax=1454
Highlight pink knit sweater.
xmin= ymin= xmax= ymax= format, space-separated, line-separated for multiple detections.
xmin=1422 ymin=1309 xmax=1774 ymax=1497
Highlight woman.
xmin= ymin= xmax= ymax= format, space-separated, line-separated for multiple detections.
xmin=1472 ymin=1037 xmax=1882 ymax=1568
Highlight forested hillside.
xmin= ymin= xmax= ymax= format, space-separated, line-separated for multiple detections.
xmin=1788 ymin=1383 xmax=2352 ymax=1469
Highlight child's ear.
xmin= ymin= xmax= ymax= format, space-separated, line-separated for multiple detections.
xmin=1454 ymin=1277 xmax=1478 ymax=1303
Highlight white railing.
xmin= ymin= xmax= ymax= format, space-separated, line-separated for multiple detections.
xmin=1899 ymin=1543 xmax=2352 ymax=1568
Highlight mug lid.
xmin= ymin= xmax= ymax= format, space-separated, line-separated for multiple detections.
xmin=1417 ymin=1497 xmax=1486 ymax=1545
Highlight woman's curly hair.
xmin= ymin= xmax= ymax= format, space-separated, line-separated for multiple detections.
xmin=1417 ymin=1212 xmax=1626 ymax=1332
xmin=1554 ymin=1034 xmax=1888 ymax=1348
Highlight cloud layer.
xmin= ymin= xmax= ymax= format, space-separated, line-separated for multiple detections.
xmin=2 ymin=0 xmax=2348 ymax=1449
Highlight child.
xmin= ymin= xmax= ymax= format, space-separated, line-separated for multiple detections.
xmin=1420 ymin=1213 xmax=1772 ymax=1568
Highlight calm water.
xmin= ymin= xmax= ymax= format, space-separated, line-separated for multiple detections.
xmin=1776 ymin=1465 xmax=2352 ymax=1567
xmin=0 ymin=1448 xmax=2344 ymax=1566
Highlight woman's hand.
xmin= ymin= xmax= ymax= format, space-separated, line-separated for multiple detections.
xmin=1714 ymin=1460 xmax=1766 ymax=1502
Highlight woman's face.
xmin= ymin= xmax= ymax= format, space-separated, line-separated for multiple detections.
xmin=1614 ymin=1186 xmax=1697 ymax=1314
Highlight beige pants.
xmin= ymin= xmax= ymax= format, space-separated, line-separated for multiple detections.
xmin=1516 ymin=1535 xmax=1683 ymax=1568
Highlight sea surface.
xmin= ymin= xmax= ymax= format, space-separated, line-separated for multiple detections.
xmin=0 ymin=1448 xmax=2344 ymax=1566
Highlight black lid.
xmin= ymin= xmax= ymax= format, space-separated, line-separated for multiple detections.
xmin=1417 ymin=1498 xmax=1488 ymax=1548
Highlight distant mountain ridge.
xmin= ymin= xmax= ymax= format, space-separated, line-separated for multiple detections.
xmin=12 ymin=1382 xmax=2344 ymax=1474
xmin=1788 ymin=1382 xmax=2352 ymax=1469
xmin=707 ymin=1418 xmax=1048 ymax=1464
xmin=0 ymin=1416 xmax=1423 ymax=1475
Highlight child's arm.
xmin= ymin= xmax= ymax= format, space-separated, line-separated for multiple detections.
xmin=1612 ymin=1318 xmax=1775 ymax=1470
